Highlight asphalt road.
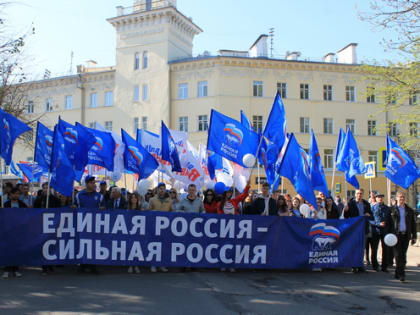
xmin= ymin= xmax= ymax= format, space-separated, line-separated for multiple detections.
xmin=0 ymin=246 xmax=419 ymax=315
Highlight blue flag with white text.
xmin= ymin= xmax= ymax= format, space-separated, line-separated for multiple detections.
xmin=18 ymin=163 xmax=46 ymax=183
xmin=385 ymin=136 xmax=420 ymax=189
xmin=10 ymin=161 xmax=24 ymax=180
xmin=76 ymin=123 xmax=115 ymax=172
xmin=263 ymin=92 xmax=287 ymax=147
xmin=122 ymin=129 xmax=158 ymax=180
xmin=309 ymin=130 xmax=329 ymax=197
xmin=0 ymin=109 xmax=31 ymax=165
xmin=207 ymin=109 xmax=259 ymax=168
xmin=278 ymin=133 xmax=317 ymax=209
xmin=335 ymin=128 xmax=346 ymax=164
xmin=161 ymin=121 xmax=182 ymax=172
xmin=50 ymin=126 xmax=75 ymax=197
xmin=34 ymin=122 xmax=53 ymax=171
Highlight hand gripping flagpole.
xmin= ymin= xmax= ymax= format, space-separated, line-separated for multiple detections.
xmin=330 ymin=162 xmax=336 ymax=198
xmin=46 ymin=172 xmax=52 ymax=209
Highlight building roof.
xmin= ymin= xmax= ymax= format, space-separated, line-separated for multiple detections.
xmin=249 ymin=34 xmax=268 ymax=50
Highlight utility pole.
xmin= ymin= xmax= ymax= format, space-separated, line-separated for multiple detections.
xmin=269 ymin=28 xmax=274 ymax=58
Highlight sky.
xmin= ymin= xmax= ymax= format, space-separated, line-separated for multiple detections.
xmin=6 ymin=0 xmax=399 ymax=80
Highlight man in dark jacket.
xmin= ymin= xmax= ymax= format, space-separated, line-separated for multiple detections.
xmin=247 ymin=183 xmax=277 ymax=215
xmin=391 ymin=191 xmax=417 ymax=282
xmin=370 ymin=193 xmax=393 ymax=272
xmin=344 ymin=188 xmax=373 ymax=273
xmin=105 ymin=187 xmax=127 ymax=209
xmin=33 ymin=182 xmax=60 ymax=209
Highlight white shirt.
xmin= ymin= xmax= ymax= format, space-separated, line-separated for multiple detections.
xmin=398 ymin=205 xmax=406 ymax=232
xmin=261 ymin=195 xmax=270 ymax=216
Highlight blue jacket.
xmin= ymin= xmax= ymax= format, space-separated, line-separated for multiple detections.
xmin=371 ymin=203 xmax=393 ymax=235
xmin=75 ymin=190 xmax=104 ymax=209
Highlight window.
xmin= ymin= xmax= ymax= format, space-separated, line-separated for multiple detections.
xmin=368 ymin=120 xmax=376 ymax=136
xmin=253 ymin=81 xmax=263 ymax=97
xmin=133 ymin=117 xmax=139 ymax=134
xmin=88 ymin=122 xmax=96 ymax=129
xmin=104 ymin=121 xmax=113 ymax=131
xmin=252 ymin=115 xmax=263 ymax=132
xmin=345 ymin=86 xmax=355 ymax=102
xmin=323 ymin=118 xmax=333 ymax=134
xmin=388 ymin=122 xmax=399 ymax=137
xmin=104 ymin=91 xmax=113 ymax=106
xmin=409 ymin=91 xmax=418 ymax=105
xmin=65 ymin=95 xmax=72 ymax=110
xmin=141 ymin=116 xmax=148 ymax=130
xmin=134 ymin=53 xmax=140 ymax=70
xmin=198 ymin=81 xmax=208 ymax=97
xmin=345 ymin=119 xmax=355 ymax=134
xmin=142 ymin=84 xmax=149 ymax=101
xmin=299 ymin=117 xmax=310 ymax=133
xmin=277 ymin=82 xmax=287 ymax=99
xmin=133 ymin=85 xmax=140 ymax=101
xmin=178 ymin=83 xmax=188 ymax=99
xmin=142 ymin=51 xmax=148 ymax=69
xmin=89 ymin=93 xmax=98 ymax=107
xmin=198 ymin=115 xmax=208 ymax=131
xmin=45 ymin=98 xmax=53 ymax=112
xmin=323 ymin=85 xmax=333 ymax=101
xmin=386 ymin=92 xmax=397 ymax=105
xmin=26 ymin=101 xmax=34 ymax=114
xmin=367 ymin=86 xmax=375 ymax=103
xmin=409 ymin=122 xmax=418 ymax=137
xmin=300 ymin=83 xmax=309 ymax=100
xmin=324 ymin=149 xmax=334 ymax=169
xmin=347 ymin=190 xmax=355 ymax=200
xmin=179 ymin=116 xmax=188 ymax=132
xmin=368 ymin=151 xmax=378 ymax=170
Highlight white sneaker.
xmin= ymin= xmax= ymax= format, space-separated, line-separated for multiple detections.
xmin=150 ymin=266 xmax=157 ymax=273
xmin=128 ymin=266 xmax=133 ymax=274
xmin=229 ymin=268 xmax=236 ymax=273
xmin=220 ymin=268 xmax=226 ymax=272
xmin=160 ymin=267 xmax=168 ymax=272
xmin=2 ymin=272 xmax=9 ymax=279
xmin=134 ymin=266 xmax=141 ymax=274
xmin=14 ymin=272 xmax=22 ymax=278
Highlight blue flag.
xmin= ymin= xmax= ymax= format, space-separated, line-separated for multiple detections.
xmin=207 ymin=150 xmax=223 ymax=180
xmin=263 ymin=92 xmax=287 ymax=147
xmin=335 ymin=128 xmax=346 ymax=164
xmin=76 ymin=123 xmax=115 ymax=172
xmin=50 ymin=126 xmax=75 ymax=197
xmin=161 ymin=121 xmax=182 ymax=172
xmin=34 ymin=122 xmax=53 ymax=170
xmin=18 ymin=163 xmax=46 ymax=183
xmin=277 ymin=133 xmax=317 ymax=209
xmin=309 ymin=130 xmax=329 ymax=197
xmin=385 ymin=136 xmax=420 ymax=189
xmin=207 ymin=109 xmax=259 ymax=168
xmin=10 ymin=161 xmax=24 ymax=180
xmin=240 ymin=110 xmax=253 ymax=130
xmin=0 ymin=109 xmax=31 ymax=165
xmin=336 ymin=128 xmax=365 ymax=189
xmin=121 ymin=129 xmax=158 ymax=180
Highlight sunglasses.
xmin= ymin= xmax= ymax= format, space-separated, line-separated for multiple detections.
xmin=170 ymin=191 xmax=176 ymax=194
xmin=206 ymin=194 xmax=214 ymax=196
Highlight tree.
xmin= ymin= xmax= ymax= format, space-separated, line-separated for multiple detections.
xmin=358 ymin=0 xmax=419 ymax=150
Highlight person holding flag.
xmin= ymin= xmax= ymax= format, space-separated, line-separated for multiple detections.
xmin=161 ymin=121 xmax=182 ymax=172
xmin=309 ymin=130 xmax=329 ymax=198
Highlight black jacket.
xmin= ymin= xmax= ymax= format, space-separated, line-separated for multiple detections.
xmin=34 ymin=194 xmax=60 ymax=208
xmin=371 ymin=203 xmax=393 ymax=235
xmin=391 ymin=204 xmax=417 ymax=241
xmin=344 ymin=198 xmax=373 ymax=233
xmin=4 ymin=200 xmax=28 ymax=208
xmin=105 ymin=198 xmax=127 ymax=209
xmin=246 ymin=196 xmax=277 ymax=215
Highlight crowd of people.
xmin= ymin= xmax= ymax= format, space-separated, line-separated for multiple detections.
xmin=1 ymin=176 xmax=417 ymax=282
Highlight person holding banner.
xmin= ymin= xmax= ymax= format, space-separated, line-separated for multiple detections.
xmin=148 ymin=183 xmax=173 ymax=213
xmin=247 ymin=183 xmax=277 ymax=216
xmin=217 ymin=183 xmax=250 ymax=216
xmin=391 ymin=191 xmax=417 ymax=282
xmin=203 ymin=189 xmax=218 ymax=214
xmin=178 ymin=184 xmax=205 ymax=214
xmin=19 ymin=183 xmax=34 ymax=207
xmin=105 ymin=187 xmax=127 ymax=209
xmin=33 ymin=182 xmax=60 ymax=209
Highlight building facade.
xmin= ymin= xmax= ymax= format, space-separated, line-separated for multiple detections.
xmin=16 ymin=0 xmax=419 ymax=203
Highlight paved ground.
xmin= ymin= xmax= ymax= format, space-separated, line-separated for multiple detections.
xmin=0 ymin=245 xmax=419 ymax=315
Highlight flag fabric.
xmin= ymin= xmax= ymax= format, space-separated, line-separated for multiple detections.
xmin=0 ymin=109 xmax=32 ymax=165
xmin=121 ymin=129 xmax=158 ymax=180
xmin=240 ymin=110 xmax=253 ymax=130
xmin=385 ymin=136 xmax=420 ymax=189
xmin=17 ymin=163 xmax=46 ymax=183
xmin=232 ymin=162 xmax=251 ymax=193
xmin=335 ymin=128 xmax=346 ymax=164
xmin=309 ymin=130 xmax=329 ymax=197
xmin=277 ymin=133 xmax=317 ymax=209
xmin=336 ymin=128 xmax=366 ymax=189
xmin=207 ymin=150 xmax=223 ymax=180
xmin=207 ymin=109 xmax=259 ymax=168
xmin=161 ymin=121 xmax=182 ymax=172
xmin=34 ymin=122 xmax=54 ymax=170
xmin=50 ymin=126 xmax=75 ymax=197
xmin=215 ymin=157 xmax=234 ymax=188
xmin=10 ymin=161 xmax=24 ymax=180
xmin=76 ymin=123 xmax=115 ymax=172
xmin=263 ymin=92 xmax=287 ymax=147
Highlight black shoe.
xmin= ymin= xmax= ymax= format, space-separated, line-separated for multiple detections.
xmin=381 ymin=269 xmax=389 ymax=273
xmin=358 ymin=267 xmax=367 ymax=273
xmin=394 ymin=273 xmax=399 ymax=279
xmin=352 ymin=268 xmax=358 ymax=274
xmin=400 ymin=276 xmax=405 ymax=282
xmin=373 ymin=266 xmax=380 ymax=272
xmin=91 ymin=267 xmax=99 ymax=275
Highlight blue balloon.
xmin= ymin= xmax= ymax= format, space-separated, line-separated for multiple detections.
xmin=214 ymin=182 xmax=226 ymax=195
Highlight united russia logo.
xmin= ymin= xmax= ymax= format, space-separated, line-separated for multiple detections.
xmin=128 ymin=145 xmax=143 ymax=167
xmin=92 ymin=137 xmax=103 ymax=152
xmin=223 ymin=123 xmax=243 ymax=145
xmin=308 ymin=223 xmax=340 ymax=265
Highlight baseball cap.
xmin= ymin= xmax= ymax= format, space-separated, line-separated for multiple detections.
xmin=100 ymin=181 xmax=106 ymax=185
xmin=157 ymin=182 xmax=166 ymax=189
xmin=375 ymin=192 xmax=384 ymax=197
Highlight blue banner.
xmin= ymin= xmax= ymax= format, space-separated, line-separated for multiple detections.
xmin=0 ymin=209 xmax=364 ymax=269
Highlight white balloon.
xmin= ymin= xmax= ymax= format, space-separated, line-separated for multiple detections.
xmin=384 ymin=233 xmax=398 ymax=247
xmin=300 ymin=204 xmax=310 ymax=218
xmin=242 ymin=154 xmax=256 ymax=168
xmin=137 ymin=179 xmax=151 ymax=196
xmin=110 ymin=171 xmax=122 ymax=182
